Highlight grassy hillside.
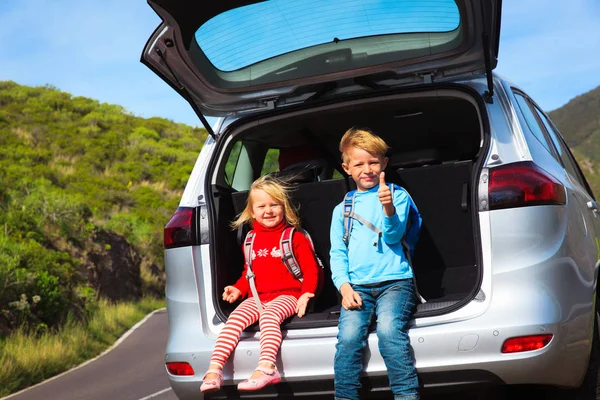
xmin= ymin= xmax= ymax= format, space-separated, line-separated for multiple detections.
xmin=0 ymin=81 xmax=205 ymax=334
xmin=549 ymin=85 xmax=600 ymax=197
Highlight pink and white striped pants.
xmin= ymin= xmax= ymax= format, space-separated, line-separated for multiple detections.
xmin=210 ymin=295 xmax=298 ymax=368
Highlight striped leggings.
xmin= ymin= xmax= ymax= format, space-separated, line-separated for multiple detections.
xmin=210 ymin=295 xmax=298 ymax=368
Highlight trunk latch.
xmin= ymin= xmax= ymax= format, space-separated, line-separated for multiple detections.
xmin=261 ymin=97 xmax=279 ymax=110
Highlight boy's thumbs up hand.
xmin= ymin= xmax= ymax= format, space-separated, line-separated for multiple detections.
xmin=380 ymin=171 xmax=386 ymax=187
xmin=378 ymin=172 xmax=391 ymax=205
xmin=378 ymin=172 xmax=395 ymax=216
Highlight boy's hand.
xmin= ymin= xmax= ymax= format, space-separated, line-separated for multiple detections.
xmin=296 ymin=292 xmax=315 ymax=318
xmin=378 ymin=172 xmax=395 ymax=216
xmin=222 ymin=286 xmax=241 ymax=303
xmin=340 ymin=283 xmax=362 ymax=310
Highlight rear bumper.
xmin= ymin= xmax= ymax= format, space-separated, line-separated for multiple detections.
xmin=165 ymin=300 xmax=594 ymax=400
xmin=171 ymin=370 xmax=504 ymax=399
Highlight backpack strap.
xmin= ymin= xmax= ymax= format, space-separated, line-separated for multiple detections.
xmin=280 ymin=227 xmax=304 ymax=282
xmin=243 ymin=230 xmax=263 ymax=314
xmin=342 ymin=190 xmax=382 ymax=246
xmin=342 ymin=190 xmax=356 ymax=245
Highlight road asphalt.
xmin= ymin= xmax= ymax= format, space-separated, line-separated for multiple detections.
xmin=3 ymin=309 xmax=177 ymax=400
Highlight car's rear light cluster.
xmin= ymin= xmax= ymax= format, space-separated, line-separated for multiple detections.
xmin=166 ymin=361 xmax=195 ymax=376
xmin=501 ymin=334 xmax=553 ymax=353
xmin=488 ymin=162 xmax=566 ymax=210
xmin=164 ymin=207 xmax=195 ymax=249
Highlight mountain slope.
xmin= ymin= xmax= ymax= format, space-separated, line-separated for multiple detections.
xmin=0 ymin=81 xmax=206 ymax=333
xmin=549 ymin=85 xmax=600 ymax=197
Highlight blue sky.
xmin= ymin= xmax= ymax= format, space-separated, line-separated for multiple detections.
xmin=1 ymin=0 xmax=599 ymax=129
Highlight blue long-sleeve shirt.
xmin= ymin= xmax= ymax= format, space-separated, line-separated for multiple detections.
xmin=329 ymin=184 xmax=413 ymax=291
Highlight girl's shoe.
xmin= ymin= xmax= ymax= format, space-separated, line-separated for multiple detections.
xmin=237 ymin=366 xmax=281 ymax=391
xmin=200 ymin=369 xmax=224 ymax=393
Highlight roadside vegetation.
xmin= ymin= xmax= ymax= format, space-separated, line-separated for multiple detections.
xmin=0 ymin=81 xmax=197 ymax=395
xmin=0 ymin=296 xmax=164 ymax=397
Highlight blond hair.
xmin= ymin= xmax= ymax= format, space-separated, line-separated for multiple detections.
xmin=339 ymin=127 xmax=389 ymax=164
xmin=231 ymin=175 xmax=300 ymax=230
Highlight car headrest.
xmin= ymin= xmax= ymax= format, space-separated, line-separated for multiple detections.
xmin=389 ymin=148 xmax=442 ymax=169
xmin=278 ymin=145 xmax=320 ymax=170
xmin=273 ymin=161 xmax=324 ymax=184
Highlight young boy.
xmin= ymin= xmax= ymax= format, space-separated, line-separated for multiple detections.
xmin=330 ymin=127 xmax=420 ymax=400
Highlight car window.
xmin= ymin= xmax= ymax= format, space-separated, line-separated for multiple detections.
xmin=224 ymin=141 xmax=242 ymax=186
xmin=261 ymin=148 xmax=280 ymax=175
xmin=533 ymin=106 xmax=595 ymax=198
xmin=195 ymin=0 xmax=461 ymax=72
xmin=513 ymin=92 xmax=556 ymax=159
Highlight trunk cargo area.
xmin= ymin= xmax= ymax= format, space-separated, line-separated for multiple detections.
xmin=208 ymin=88 xmax=487 ymax=328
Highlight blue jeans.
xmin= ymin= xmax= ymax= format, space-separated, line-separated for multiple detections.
xmin=334 ymin=279 xmax=419 ymax=400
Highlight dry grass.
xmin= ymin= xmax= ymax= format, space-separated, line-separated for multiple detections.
xmin=0 ymin=297 xmax=165 ymax=397
xmin=130 ymin=180 xmax=183 ymax=199
xmin=12 ymin=127 xmax=33 ymax=143
xmin=140 ymin=261 xmax=165 ymax=297
xmin=48 ymin=155 xmax=78 ymax=176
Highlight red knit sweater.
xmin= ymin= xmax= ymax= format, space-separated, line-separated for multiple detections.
xmin=233 ymin=220 xmax=319 ymax=302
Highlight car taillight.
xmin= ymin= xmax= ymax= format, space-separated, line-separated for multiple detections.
xmin=164 ymin=207 xmax=195 ymax=249
xmin=501 ymin=334 xmax=553 ymax=353
xmin=166 ymin=361 xmax=195 ymax=376
xmin=488 ymin=162 xmax=566 ymax=210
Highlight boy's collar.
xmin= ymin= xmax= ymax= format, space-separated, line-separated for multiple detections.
xmin=356 ymin=184 xmax=381 ymax=194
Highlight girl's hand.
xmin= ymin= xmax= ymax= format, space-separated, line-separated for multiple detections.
xmin=296 ymin=292 xmax=315 ymax=318
xmin=222 ymin=286 xmax=241 ymax=303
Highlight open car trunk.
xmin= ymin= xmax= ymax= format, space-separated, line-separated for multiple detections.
xmin=208 ymin=87 xmax=486 ymax=328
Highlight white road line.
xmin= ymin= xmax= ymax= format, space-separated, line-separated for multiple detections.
xmin=0 ymin=307 xmax=167 ymax=400
xmin=137 ymin=387 xmax=172 ymax=400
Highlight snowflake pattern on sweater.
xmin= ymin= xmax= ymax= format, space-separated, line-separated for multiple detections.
xmin=252 ymin=247 xmax=280 ymax=259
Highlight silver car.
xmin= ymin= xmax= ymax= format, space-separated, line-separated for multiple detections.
xmin=141 ymin=0 xmax=600 ymax=398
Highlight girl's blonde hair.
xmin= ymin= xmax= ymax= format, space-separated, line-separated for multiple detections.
xmin=231 ymin=174 xmax=301 ymax=230
xmin=339 ymin=127 xmax=390 ymax=164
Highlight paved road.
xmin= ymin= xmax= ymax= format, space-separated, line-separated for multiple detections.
xmin=4 ymin=309 xmax=177 ymax=400
xmin=2 ymin=309 xmax=544 ymax=400
xmin=0 ymin=308 xmax=478 ymax=400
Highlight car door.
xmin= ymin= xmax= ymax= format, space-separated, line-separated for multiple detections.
xmin=532 ymin=101 xmax=600 ymax=279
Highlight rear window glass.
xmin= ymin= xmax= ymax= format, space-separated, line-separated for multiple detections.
xmin=261 ymin=148 xmax=280 ymax=175
xmin=195 ymin=0 xmax=461 ymax=72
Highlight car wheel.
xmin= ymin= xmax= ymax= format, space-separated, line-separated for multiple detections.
xmin=477 ymin=304 xmax=600 ymax=400
xmin=553 ymin=303 xmax=600 ymax=400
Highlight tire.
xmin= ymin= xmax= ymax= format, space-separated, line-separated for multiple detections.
xmin=553 ymin=305 xmax=600 ymax=400
xmin=477 ymin=305 xmax=600 ymax=400
xmin=574 ymin=308 xmax=600 ymax=399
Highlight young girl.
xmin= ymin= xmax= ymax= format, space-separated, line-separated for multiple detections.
xmin=201 ymin=175 xmax=320 ymax=393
